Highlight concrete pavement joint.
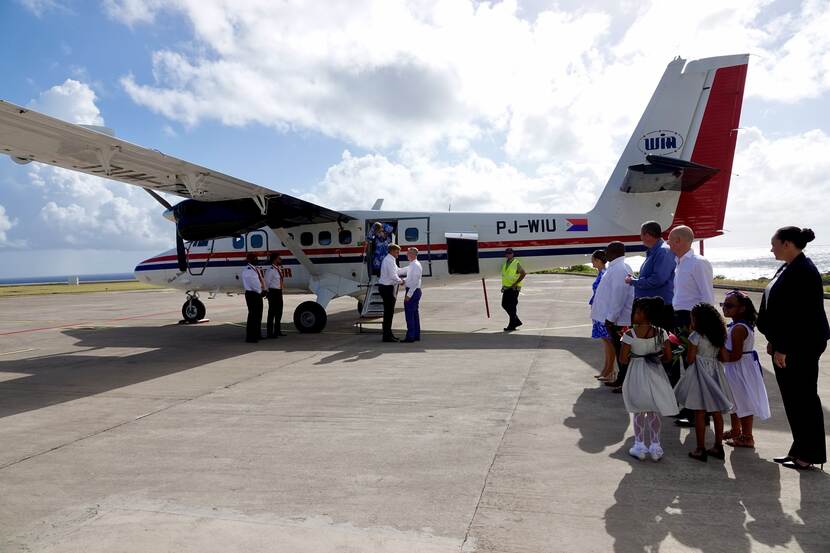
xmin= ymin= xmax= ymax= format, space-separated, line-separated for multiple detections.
xmin=460 ymin=310 xmax=550 ymax=552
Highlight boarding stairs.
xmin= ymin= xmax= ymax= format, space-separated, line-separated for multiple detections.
xmin=355 ymin=277 xmax=399 ymax=332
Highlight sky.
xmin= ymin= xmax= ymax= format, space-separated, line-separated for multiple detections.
xmin=0 ymin=0 xmax=829 ymax=278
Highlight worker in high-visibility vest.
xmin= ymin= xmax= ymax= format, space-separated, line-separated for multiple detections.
xmin=500 ymin=248 xmax=527 ymax=331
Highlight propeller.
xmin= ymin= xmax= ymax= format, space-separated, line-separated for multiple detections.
xmin=144 ymin=189 xmax=188 ymax=272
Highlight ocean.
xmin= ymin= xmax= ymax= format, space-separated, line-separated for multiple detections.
xmin=625 ymin=244 xmax=830 ymax=280
xmin=0 ymin=273 xmax=136 ymax=286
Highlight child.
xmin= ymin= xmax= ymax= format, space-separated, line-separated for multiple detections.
xmin=588 ymin=250 xmax=616 ymax=382
xmin=674 ymin=303 xmax=734 ymax=462
xmin=720 ymin=291 xmax=771 ymax=448
xmin=620 ymin=297 xmax=679 ymax=461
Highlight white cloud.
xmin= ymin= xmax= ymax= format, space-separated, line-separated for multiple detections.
xmin=5 ymin=79 xmax=173 ymax=251
xmin=28 ymin=79 xmax=103 ymax=125
xmin=29 ymin=164 xmax=173 ymax=250
xmin=725 ymin=126 xmax=830 ymax=244
xmin=0 ymin=204 xmax=21 ymax=247
xmin=16 ymin=0 xmax=67 ymax=17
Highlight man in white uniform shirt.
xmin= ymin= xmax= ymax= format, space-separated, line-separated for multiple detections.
xmin=600 ymin=241 xmax=634 ymax=392
xmin=378 ymin=244 xmax=403 ymax=342
xmin=264 ymin=253 xmax=287 ymax=339
xmin=668 ymin=225 xmax=715 ymax=425
xmin=397 ymin=247 xmax=423 ymax=343
xmin=241 ymin=252 xmax=265 ymax=343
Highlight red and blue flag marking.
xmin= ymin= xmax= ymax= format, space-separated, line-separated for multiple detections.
xmin=566 ymin=218 xmax=589 ymax=232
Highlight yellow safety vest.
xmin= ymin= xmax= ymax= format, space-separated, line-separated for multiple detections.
xmin=501 ymin=258 xmax=523 ymax=288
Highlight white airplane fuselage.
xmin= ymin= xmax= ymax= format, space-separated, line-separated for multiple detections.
xmin=134 ymin=208 xmax=653 ymax=299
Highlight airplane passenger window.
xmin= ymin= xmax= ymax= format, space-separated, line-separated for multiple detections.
xmin=250 ymin=234 xmax=264 ymax=249
xmin=195 ymin=240 xmax=209 ymax=247
xmin=405 ymin=227 xmax=419 ymax=242
xmin=300 ymin=232 xmax=313 ymax=246
xmin=232 ymin=236 xmax=245 ymax=249
xmin=318 ymin=231 xmax=332 ymax=246
xmin=339 ymin=230 xmax=352 ymax=245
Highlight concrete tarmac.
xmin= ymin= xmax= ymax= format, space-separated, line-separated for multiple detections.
xmin=0 ymin=274 xmax=828 ymax=552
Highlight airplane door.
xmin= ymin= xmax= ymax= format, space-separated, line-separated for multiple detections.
xmin=397 ymin=217 xmax=432 ymax=277
xmin=445 ymin=232 xmax=479 ymax=274
xmin=247 ymin=230 xmax=269 ymax=259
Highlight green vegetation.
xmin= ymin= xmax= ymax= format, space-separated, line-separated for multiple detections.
xmin=0 ymin=281 xmax=161 ymax=297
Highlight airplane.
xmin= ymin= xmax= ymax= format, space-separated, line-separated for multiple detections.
xmin=0 ymin=54 xmax=748 ymax=333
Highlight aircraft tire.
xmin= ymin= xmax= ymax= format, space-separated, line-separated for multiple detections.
xmin=357 ymin=300 xmax=364 ymax=315
xmin=294 ymin=301 xmax=327 ymax=333
xmin=182 ymin=297 xmax=206 ymax=323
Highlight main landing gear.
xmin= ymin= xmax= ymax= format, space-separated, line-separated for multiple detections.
xmin=293 ymin=301 xmax=327 ymax=333
xmin=181 ymin=293 xmax=206 ymax=323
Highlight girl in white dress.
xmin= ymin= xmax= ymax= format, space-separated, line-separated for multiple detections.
xmin=620 ymin=297 xmax=678 ymax=461
xmin=674 ymin=303 xmax=733 ymax=462
xmin=720 ymin=291 xmax=771 ymax=448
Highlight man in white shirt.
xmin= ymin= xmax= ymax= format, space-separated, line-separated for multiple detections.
xmin=241 ymin=252 xmax=265 ymax=343
xmin=669 ymin=225 xmax=715 ymax=319
xmin=397 ymin=247 xmax=423 ymax=343
xmin=264 ymin=253 xmax=287 ymax=339
xmin=378 ymin=244 xmax=403 ymax=342
xmin=600 ymin=241 xmax=634 ymax=392
xmin=668 ymin=224 xmax=715 ymax=425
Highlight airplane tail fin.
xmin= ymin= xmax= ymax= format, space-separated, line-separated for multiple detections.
xmin=589 ymin=55 xmax=748 ymax=240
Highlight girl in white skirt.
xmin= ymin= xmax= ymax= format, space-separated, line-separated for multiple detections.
xmin=720 ymin=291 xmax=771 ymax=448
xmin=620 ymin=297 xmax=678 ymax=461
xmin=675 ymin=303 xmax=733 ymax=462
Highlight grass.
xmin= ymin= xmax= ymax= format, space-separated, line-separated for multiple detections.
xmin=0 ymin=281 xmax=162 ymax=297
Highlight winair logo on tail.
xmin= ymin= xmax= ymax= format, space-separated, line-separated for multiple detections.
xmin=638 ymin=130 xmax=683 ymax=155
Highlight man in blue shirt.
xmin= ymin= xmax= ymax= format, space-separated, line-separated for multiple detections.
xmin=625 ymin=221 xmax=675 ymax=304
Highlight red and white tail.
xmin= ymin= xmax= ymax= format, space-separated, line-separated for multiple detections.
xmin=590 ymin=54 xmax=749 ymax=239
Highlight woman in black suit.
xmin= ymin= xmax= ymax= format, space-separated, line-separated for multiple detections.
xmin=757 ymin=226 xmax=830 ymax=470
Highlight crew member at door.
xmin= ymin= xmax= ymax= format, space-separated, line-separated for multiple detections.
xmin=501 ymin=248 xmax=526 ymax=331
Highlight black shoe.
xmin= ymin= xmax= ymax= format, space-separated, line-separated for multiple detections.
xmin=246 ymin=339 xmax=259 ymax=343
xmin=689 ymin=449 xmax=708 ymax=462
xmin=611 ymin=386 xmax=623 ymax=394
xmin=401 ymin=338 xmax=415 ymax=343
xmin=515 ymin=320 xmax=523 ymax=327
xmin=504 ymin=326 xmax=516 ymax=332
xmin=782 ymin=460 xmax=814 ymax=471
xmin=382 ymin=336 xmax=400 ymax=342
xmin=674 ymin=418 xmax=695 ymax=428
xmin=414 ymin=337 xmax=420 ymax=341
xmin=773 ymin=455 xmax=793 ymax=464
xmin=278 ymin=332 xmax=288 ymax=336
xmin=707 ymin=445 xmax=725 ymax=460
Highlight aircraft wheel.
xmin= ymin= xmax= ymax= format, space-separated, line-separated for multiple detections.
xmin=357 ymin=300 xmax=364 ymax=315
xmin=294 ymin=301 xmax=327 ymax=333
xmin=182 ymin=297 xmax=206 ymax=323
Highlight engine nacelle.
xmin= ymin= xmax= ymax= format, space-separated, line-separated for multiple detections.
xmin=173 ymin=198 xmax=268 ymax=241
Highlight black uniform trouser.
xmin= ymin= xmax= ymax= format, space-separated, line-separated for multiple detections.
xmin=671 ymin=310 xmax=694 ymax=419
xmin=245 ymin=291 xmax=263 ymax=342
xmin=501 ymin=288 xmax=521 ymax=328
xmin=774 ymin=345 xmax=827 ymax=464
xmin=267 ymin=289 xmax=283 ymax=337
xmin=378 ymin=284 xmax=396 ymax=338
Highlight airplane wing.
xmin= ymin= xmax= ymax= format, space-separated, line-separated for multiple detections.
xmin=0 ymin=99 xmax=350 ymax=226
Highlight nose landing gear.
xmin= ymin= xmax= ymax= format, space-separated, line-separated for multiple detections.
xmin=181 ymin=293 xmax=206 ymax=323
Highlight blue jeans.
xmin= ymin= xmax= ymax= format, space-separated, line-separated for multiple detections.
xmin=404 ymin=288 xmax=422 ymax=340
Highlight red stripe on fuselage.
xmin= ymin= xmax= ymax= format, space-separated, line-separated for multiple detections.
xmin=139 ymin=234 xmax=643 ymax=265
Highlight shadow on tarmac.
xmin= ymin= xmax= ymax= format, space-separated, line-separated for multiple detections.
xmin=0 ymin=315 xmax=598 ymax=420
xmin=565 ymin=371 xmax=830 ymax=552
